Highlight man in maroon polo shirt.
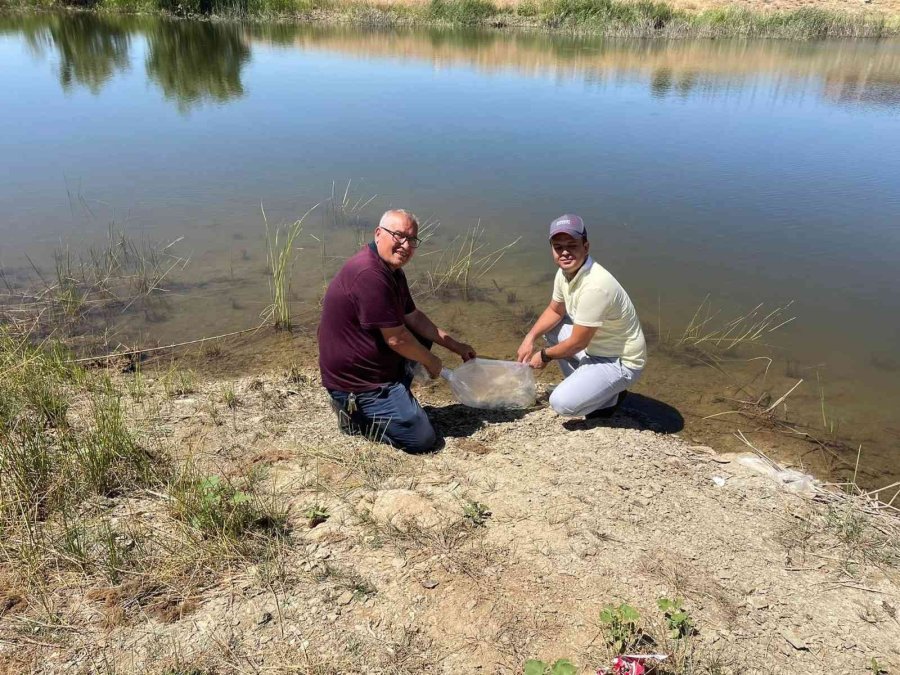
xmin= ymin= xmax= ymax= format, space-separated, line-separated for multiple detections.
xmin=318 ymin=209 xmax=475 ymax=452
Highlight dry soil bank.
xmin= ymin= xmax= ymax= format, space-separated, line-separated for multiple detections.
xmin=1 ymin=364 xmax=898 ymax=673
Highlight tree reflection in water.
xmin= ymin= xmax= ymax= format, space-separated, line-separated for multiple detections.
xmin=146 ymin=20 xmax=250 ymax=112
xmin=11 ymin=13 xmax=131 ymax=93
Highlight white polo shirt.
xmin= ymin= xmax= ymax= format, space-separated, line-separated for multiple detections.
xmin=552 ymin=257 xmax=647 ymax=370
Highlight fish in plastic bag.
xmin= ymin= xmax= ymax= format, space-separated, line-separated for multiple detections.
xmin=441 ymin=358 xmax=536 ymax=410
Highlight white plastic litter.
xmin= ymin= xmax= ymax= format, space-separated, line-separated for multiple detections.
xmin=441 ymin=358 xmax=536 ymax=409
xmin=737 ymin=454 xmax=819 ymax=497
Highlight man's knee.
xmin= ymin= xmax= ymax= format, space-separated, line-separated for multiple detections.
xmin=393 ymin=411 xmax=436 ymax=453
xmin=549 ymin=386 xmax=586 ymax=417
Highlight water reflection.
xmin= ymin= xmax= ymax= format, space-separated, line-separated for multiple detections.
xmin=271 ymin=26 xmax=900 ymax=109
xmin=7 ymin=13 xmax=131 ymax=93
xmin=4 ymin=14 xmax=900 ymax=112
xmin=146 ymin=19 xmax=250 ymax=111
xmin=1 ymin=14 xmax=249 ymax=109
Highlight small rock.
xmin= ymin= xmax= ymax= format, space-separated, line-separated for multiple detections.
xmin=421 ymin=579 xmax=439 ymax=589
xmin=372 ymin=489 xmax=445 ymax=531
xmin=782 ymin=630 xmax=808 ymax=651
xmin=749 ymin=596 xmax=770 ymax=610
xmin=337 ymin=591 xmax=354 ymax=606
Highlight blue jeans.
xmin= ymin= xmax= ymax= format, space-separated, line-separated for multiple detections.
xmin=328 ymin=372 xmax=437 ymax=454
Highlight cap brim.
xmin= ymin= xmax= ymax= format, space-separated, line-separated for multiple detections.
xmin=549 ymin=227 xmax=585 ymax=240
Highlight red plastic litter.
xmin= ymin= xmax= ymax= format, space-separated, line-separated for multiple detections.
xmin=597 ymin=654 xmax=668 ymax=675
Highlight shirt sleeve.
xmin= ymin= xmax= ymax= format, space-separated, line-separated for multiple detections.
xmin=352 ymin=269 xmax=406 ymax=329
xmin=572 ymin=284 xmax=611 ymax=328
xmin=551 ymin=271 xmax=565 ymax=303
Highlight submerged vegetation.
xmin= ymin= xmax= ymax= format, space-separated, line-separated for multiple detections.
xmin=1 ymin=0 xmax=897 ymax=38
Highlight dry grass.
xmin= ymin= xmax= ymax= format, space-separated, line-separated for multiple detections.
xmin=0 ymin=331 xmax=291 ymax=642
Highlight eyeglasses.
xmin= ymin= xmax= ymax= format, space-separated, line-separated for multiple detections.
xmin=379 ymin=226 xmax=421 ymax=249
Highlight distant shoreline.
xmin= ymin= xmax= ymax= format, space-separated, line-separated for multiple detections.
xmin=2 ymin=0 xmax=898 ymax=39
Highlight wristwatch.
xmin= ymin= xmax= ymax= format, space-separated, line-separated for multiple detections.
xmin=540 ymin=348 xmax=552 ymax=363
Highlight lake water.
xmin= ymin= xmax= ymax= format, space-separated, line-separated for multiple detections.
xmin=1 ymin=13 xmax=899 ymax=483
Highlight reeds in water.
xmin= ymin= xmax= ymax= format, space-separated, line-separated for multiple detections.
xmin=1 ymin=223 xmax=187 ymax=342
xmin=424 ymin=222 xmax=520 ymax=301
xmin=263 ymin=204 xmax=317 ymax=331
xmin=677 ymin=295 xmax=795 ymax=354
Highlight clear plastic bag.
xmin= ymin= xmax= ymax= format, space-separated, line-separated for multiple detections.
xmin=441 ymin=358 xmax=536 ymax=410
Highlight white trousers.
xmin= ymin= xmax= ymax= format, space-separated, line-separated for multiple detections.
xmin=545 ymin=316 xmax=642 ymax=417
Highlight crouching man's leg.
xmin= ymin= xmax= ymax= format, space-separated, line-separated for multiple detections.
xmin=543 ymin=315 xmax=582 ymax=378
xmin=329 ymin=382 xmax=437 ymax=454
xmin=548 ymin=356 xmax=642 ymax=418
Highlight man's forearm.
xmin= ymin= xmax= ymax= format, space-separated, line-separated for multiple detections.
xmin=406 ymin=311 xmax=459 ymax=351
xmin=384 ymin=326 xmax=435 ymax=365
xmin=525 ymin=306 xmax=565 ymax=343
xmin=544 ymin=337 xmax=589 ymax=360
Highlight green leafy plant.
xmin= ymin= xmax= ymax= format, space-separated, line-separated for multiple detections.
xmin=599 ymin=602 xmax=641 ymax=653
xmin=222 ymin=383 xmax=239 ymax=409
xmin=524 ymin=658 xmax=578 ymax=675
xmin=463 ymin=500 xmax=491 ymax=526
xmin=303 ymin=502 xmax=330 ymax=528
xmin=658 ymin=597 xmax=693 ymax=639
xmin=869 ymin=657 xmax=886 ymax=674
xmin=172 ymin=473 xmax=260 ymax=537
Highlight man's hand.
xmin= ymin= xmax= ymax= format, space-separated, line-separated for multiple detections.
xmin=516 ymin=338 xmax=535 ymax=364
xmin=424 ymin=353 xmax=443 ymax=379
xmin=528 ymin=350 xmax=548 ymax=370
xmin=454 ymin=342 xmax=476 ymax=362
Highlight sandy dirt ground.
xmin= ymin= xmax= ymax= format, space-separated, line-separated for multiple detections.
xmin=2 ymin=361 xmax=897 ymax=674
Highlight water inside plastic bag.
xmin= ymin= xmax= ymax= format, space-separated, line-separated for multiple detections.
xmin=441 ymin=358 xmax=536 ymax=409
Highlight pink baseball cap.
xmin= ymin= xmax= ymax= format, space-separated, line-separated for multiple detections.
xmin=548 ymin=213 xmax=587 ymax=239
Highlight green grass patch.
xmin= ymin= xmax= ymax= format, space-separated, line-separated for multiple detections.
xmin=429 ymin=0 xmax=497 ymax=24
xmin=3 ymin=0 xmax=895 ymax=37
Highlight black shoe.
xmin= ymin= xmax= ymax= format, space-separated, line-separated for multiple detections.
xmin=585 ymin=391 xmax=628 ymax=420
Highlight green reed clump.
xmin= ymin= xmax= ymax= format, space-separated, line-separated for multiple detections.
xmin=690 ymin=5 xmax=887 ymax=37
xmin=0 ymin=330 xmax=168 ymax=603
xmin=264 ymin=205 xmax=316 ymax=331
xmin=429 ymin=0 xmax=497 ymax=24
xmin=0 ymin=331 xmax=292 ymax=624
xmin=545 ymin=0 xmax=676 ymax=30
xmin=75 ymin=390 xmax=156 ymax=496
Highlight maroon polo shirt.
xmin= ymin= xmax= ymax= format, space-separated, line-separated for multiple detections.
xmin=318 ymin=243 xmax=416 ymax=392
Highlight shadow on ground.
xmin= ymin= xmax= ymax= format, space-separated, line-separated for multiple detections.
xmin=562 ymin=392 xmax=684 ymax=434
xmin=427 ymin=403 xmax=530 ymax=439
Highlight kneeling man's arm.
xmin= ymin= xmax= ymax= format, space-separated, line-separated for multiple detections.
xmin=404 ymin=309 xmax=476 ymax=362
xmin=380 ymin=325 xmax=443 ymax=378
xmin=544 ymin=323 xmax=596 ymax=359
xmin=517 ymin=300 xmax=566 ymax=362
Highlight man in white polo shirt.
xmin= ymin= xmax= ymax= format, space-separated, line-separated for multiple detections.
xmin=516 ymin=214 xmax=646 ymax=419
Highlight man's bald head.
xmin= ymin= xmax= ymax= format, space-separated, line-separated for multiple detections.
xmin=374 ymin=209 xmax=420 ymax=270
xmin=379 ymin=209 xmax=419 ymax=232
